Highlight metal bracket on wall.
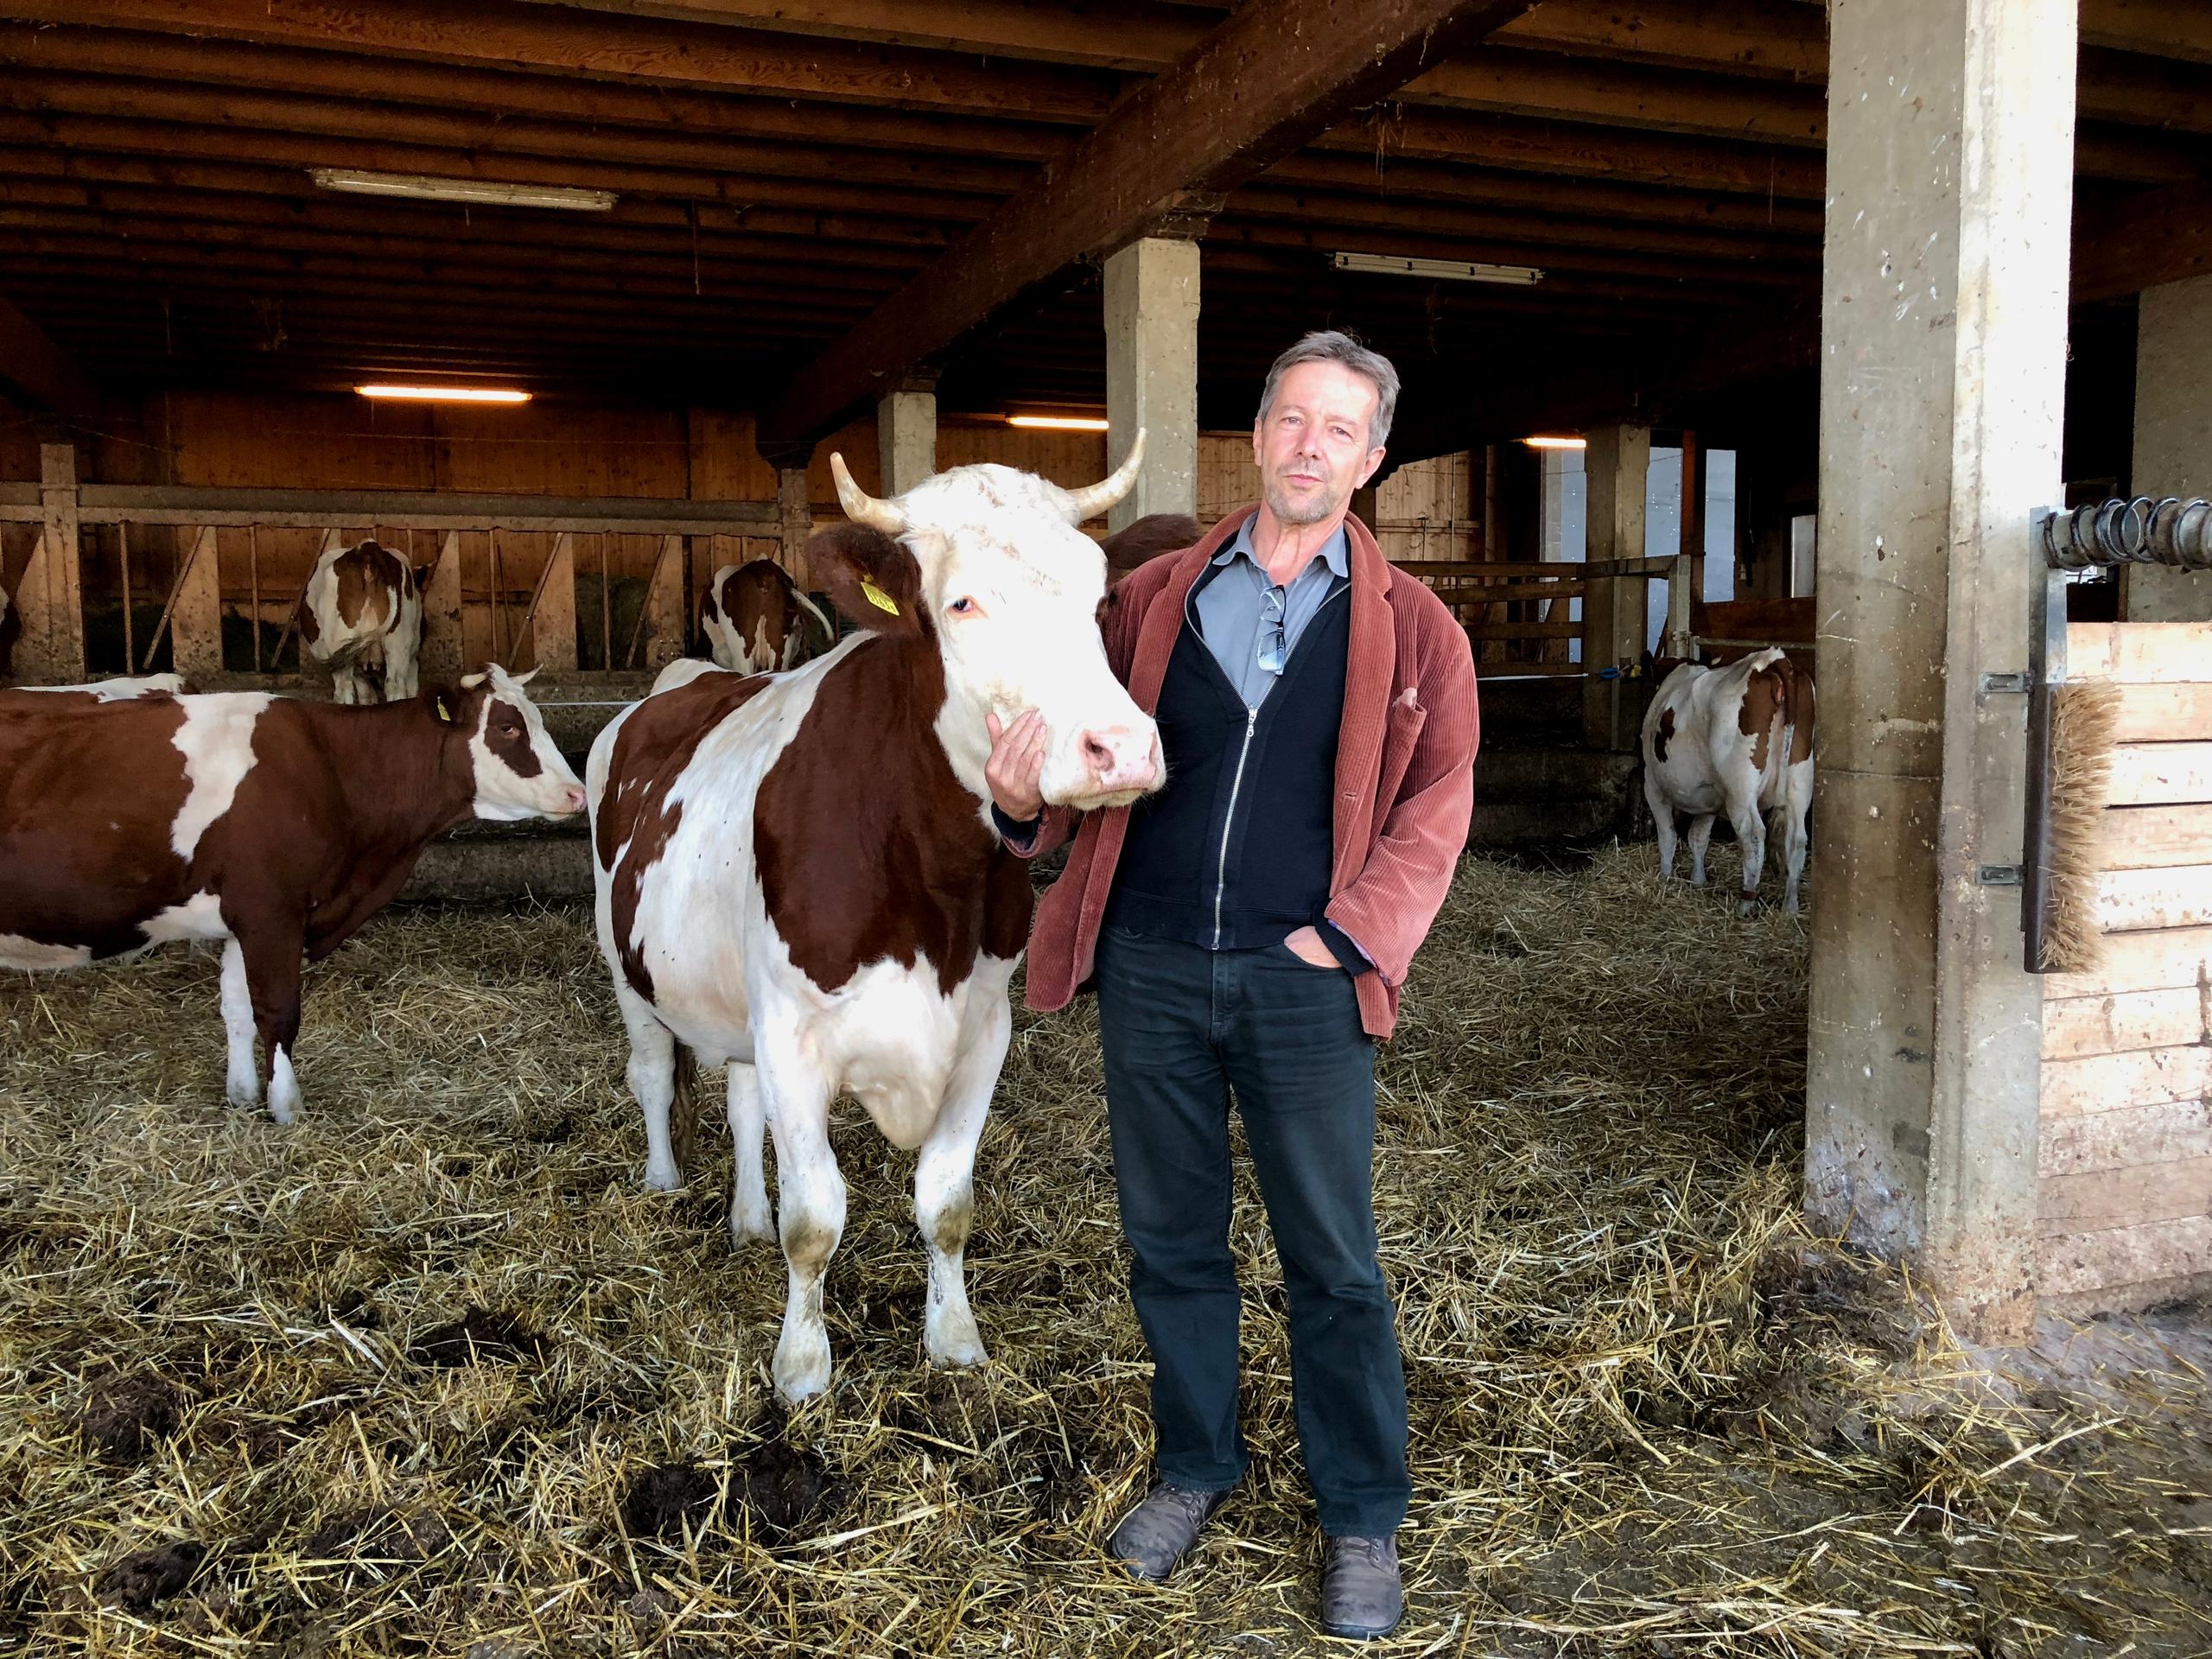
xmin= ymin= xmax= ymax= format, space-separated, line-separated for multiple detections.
xmin=1979 ymin=865 xmax=2024 ymax=887
xmin=1980 ymin=671 xmax=2029 ymax=696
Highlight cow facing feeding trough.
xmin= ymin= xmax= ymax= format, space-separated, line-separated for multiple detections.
xmin=588 ymin=438 xmax=1164 ymax=1403
xmin=1641 ymin=647 xmax=1815 ymax=914
xmin=0 ymin=665 xmax=585 ymax=1122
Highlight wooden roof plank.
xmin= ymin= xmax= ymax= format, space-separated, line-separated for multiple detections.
xmin=762 ymin=0 xmax=1541 ymax=445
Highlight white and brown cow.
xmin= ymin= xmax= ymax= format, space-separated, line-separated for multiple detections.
xmin=300 ymin=539 xmax=424 ymax=704
xmin=590 ymin=440 xmax=1163 ymax=1402
xmin=1641 ymin=646 xmax=1815 ymax=914
xmin=0 ymin=665 xmax=583 ymax=1122
xmin=700 ymin=558 xmax=836 ymax=674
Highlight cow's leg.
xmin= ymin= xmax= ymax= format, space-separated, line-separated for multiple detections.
xmin=1782 ymin=760 xmax=1815 ymax=913
xmin=1646 ymin=766 xmax=1680 ymax=880
xmin=1728 ymin=792 xmax=1768 ymax=917
xmin=726 ymin=1061 xmax=774 ymax=1246
xmin=613 ymin=981 xmax=685 ymax=1192
xmin=219 ymin=938 xmax=260 ymax=1109
xmin=385 ymin=626 xmax=419 ymax=702
xmin=761 ymin=1052 xmax=843 ymax=1402
xmin=913 ymin=988 xmax=1011 ymax=1370
xmin=238 ymin=922 xmax=305 ymax=1124
xmin=1687 ymin=815 xmax=1717 ymax=887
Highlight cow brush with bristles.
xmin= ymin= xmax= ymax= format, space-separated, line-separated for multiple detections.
xmin=2039 ymin=678 xmax=2123 ymax=974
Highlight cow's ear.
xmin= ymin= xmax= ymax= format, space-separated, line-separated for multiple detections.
xmin=806 ymin=523 xmax=924 ymax=637
xmin=421 ymin=682 xmax=464 ymax=726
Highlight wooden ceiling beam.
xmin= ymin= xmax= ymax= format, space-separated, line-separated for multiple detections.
xmin=2072 ymin=180 xmax=2212 ymax=303
xmin=0 ymin=169 xmax=928 ymax=286
xmin=763 ymin=0 xmax=1542 ymax=447
xmin=0 ymin=24 xmax=1073 ymax=164
xmin=0 ymin=73 xmax=1027 ymax=207
xmin=3 ymin=0 xmax=1121 ymax=121
xmin=0 ymin=288 xmax=98 ymax=417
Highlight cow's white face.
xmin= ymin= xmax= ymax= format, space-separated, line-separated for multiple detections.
xmin=822 ymin=457 xmax=1164 ymax=813
xmin=456 ymin=664 xmax=588 ymax=821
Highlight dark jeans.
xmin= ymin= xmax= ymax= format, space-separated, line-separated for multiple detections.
xmin=1094 ymin=925 xmax=1410 ymax=1537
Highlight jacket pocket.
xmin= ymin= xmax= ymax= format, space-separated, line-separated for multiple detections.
xmin=1371 ymin=694 xmax=1427 ymax=830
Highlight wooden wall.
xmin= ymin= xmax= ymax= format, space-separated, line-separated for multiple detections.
xmin=1198 ymin=435 xmax=1484 ymax=563
xmin=2039 ymin=620 xmax=2212 ymax=1314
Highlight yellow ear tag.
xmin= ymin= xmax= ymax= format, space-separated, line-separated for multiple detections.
xmin=859 ymin=577 xmax=901 ymax=617
xmin=435 ymin=697 xmax=452 ymax=723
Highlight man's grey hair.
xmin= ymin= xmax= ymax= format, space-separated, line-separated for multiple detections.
xmin=1255 ymin=330 xmax=1401 ymax=450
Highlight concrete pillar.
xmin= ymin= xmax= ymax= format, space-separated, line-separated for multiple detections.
xmin=877 ymin=374 xmax=938 ymax=497
xmin=1580 ymin=423 xmax=1649 ymax=749
xmin=1805 ymin=0 xmax=2076 ymax=1343
xmin=1103 ymin=236 xmax=1200 ymax=531
xmin=2125 ymin=274 xmax=2212 ymax=621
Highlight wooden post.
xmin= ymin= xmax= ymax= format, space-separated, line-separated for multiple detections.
xmin=631 ymin=534 xmax=687 ymax=671
xmin=777 ymin=467 xmax=810 ymax=575
xmin=1483 ymin=443 xmax=1502 ymax=562
xmin=420 ymin=531 xmax=465 ymax=678
xmin=1580 ymin=423 xmax=1650 ymax=749
xmin=17 ymin=441 xmax=86 ymax=682
xmin=1666 ymin=431 xmax=1704 ymax=658
xmin=1804 ymin=0 xmax=2075 ymax=1343
xmin=524 ymin=532 xmax=579 ymax=674
xmin=168 ymin=526 xmax=225 ymax=679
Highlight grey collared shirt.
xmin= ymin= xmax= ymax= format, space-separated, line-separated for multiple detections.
xmin=1191 ymin=513 xmax=1351 ymax=708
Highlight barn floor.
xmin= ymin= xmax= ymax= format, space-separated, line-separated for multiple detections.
xmin=4 ymin=848 xmax=2211 ymax=1657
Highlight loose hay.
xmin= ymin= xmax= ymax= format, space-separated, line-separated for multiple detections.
xmin=3 ymin=849 xmax=2209 ymax=1656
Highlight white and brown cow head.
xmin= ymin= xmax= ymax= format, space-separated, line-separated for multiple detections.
xmin=434 ymin=664 xmax=587 ymax=820
xmin=822 ymin=437 xmax=1164 ymax=812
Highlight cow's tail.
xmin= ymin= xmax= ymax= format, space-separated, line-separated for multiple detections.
xmin=671 ymin=1040 xmax=701 ymax=1171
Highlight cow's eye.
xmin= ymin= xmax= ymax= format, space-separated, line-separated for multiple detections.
xmin=948 ymin=596 xmax=977 ymax=616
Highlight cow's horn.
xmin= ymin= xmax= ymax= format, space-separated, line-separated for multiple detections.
xmin=1059 ymin=429 xmax=1147 ymax=524
xmin=830 ymin=452 xmax=906 ymax=535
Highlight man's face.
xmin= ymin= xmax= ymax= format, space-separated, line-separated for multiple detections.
xmin=1252 ymin=359 xmax=1387 ymax=529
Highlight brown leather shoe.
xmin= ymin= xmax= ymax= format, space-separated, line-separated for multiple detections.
xmin=1105 ymin=1480 xmax=1229 ymax=1582
xmin=1320 ymin=1534 xmax=1403 ymax=1639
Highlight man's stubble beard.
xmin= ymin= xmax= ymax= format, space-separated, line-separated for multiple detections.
xmin=1262 ymin=468 xmax=1342 ymax=529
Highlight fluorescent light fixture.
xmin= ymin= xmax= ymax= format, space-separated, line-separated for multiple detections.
xmin=1007 ymin=414 xmax=1110 ymax=432
xmin=1333 ymin=251 xmax=1544 ymax=285
xmin=312 ymin=168 xmax=617 ymax=213
xmin=1522 ymin=435 xmax=1586 ymax=450
xmin=357 ymin=385 xmax=532 ymax=404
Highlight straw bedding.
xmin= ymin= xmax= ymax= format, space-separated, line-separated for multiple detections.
xmin=3 ymin=843 xmax=2209 ymax=1656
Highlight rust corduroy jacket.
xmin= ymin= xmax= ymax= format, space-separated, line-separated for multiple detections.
xmin=1019 ymin=507 xmax=1479 ymax=1040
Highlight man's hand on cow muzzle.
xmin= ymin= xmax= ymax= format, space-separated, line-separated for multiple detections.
xmin=985 ymin=709 xmax=1047 ymax=823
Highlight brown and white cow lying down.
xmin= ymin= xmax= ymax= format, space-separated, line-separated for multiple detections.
xmin=300 ymin=538 xmax=424 ymax=704
xmin=1641 ymin=646 xmax=1815 ymax=914
xmin=591 ymin=441 xmax=1163 ymax=1402
xmin=700 ymin=558 xmax=836 ymax=674
xmin=0 ymin=672 xmax=189 ymax=708
xmin=0 ymin=666 xmax=583 ymax=1122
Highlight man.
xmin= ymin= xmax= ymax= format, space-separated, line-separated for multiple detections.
xmin=986 ymin=331 xmax=1477 ymax=1640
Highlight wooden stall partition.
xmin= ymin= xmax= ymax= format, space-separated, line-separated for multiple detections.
xmin=2038 ymin=620 xmax=2212 ymax=1313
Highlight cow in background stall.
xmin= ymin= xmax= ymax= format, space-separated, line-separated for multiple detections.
xmin=1641 ymin=646 xmax=1815 ymax=914
xmin=699 ymin=558 xmax=836 ymax=674
xmin=590 ymin=437 xmax=1162 ymax=1403
xmin=300 ymin=539 xmax=425 ymax=704
xmin=1099 ymin=512 xmax=1203 ymax=582
xmin=0 ymin=672 xmax=189 ymax=709
xmin=0 ymin=665 xmax=583 ymax=1123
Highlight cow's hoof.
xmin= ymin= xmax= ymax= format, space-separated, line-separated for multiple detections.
xmin=925 ymin=1311 xmax=988 ymax=1370
xmin=643 ymin=1162 xmax=682 ymax=1194
xmin=773 ymin=1328 xmax=833 ymax=1403
xmin=226 ymin=1079 xmax=261 ymax=1111
xmin=264 ymin=1099 xmax=296 ymax=1127
xmin=1738 ymin=898 xmax=1759 ymax=919
xmin=729 ymin=1201 xmax=775 ymax=1248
